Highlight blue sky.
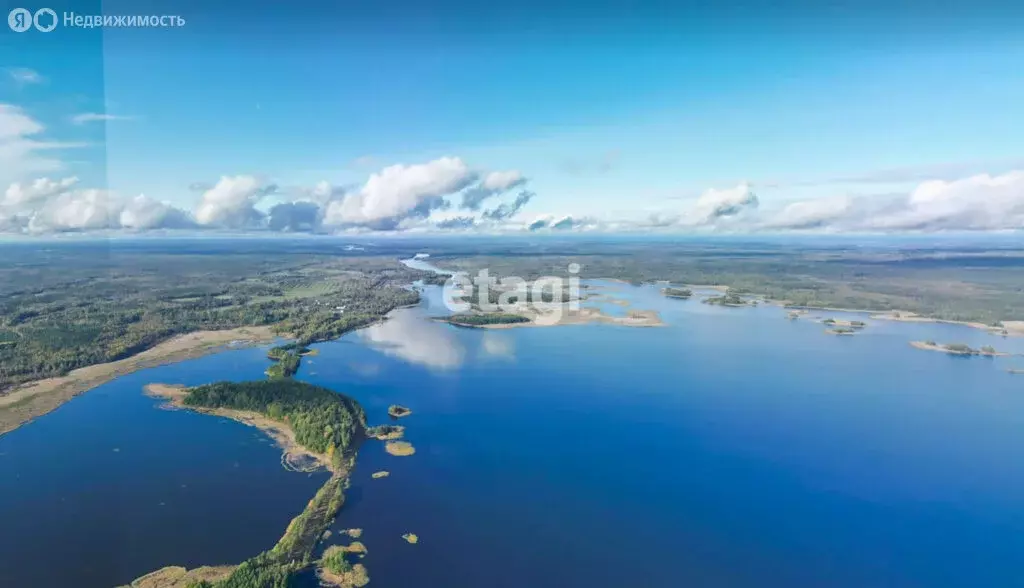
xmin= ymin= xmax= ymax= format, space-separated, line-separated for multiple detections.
xmin=2 ymin=0 xmax=1024 ymax=233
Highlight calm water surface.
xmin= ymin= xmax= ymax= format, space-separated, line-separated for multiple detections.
xmin=2 ymin=276 xmax=1024 ymax=587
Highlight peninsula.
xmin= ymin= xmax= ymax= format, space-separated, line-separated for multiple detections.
xmin=130 ymin=379 xmax=371 ymax=588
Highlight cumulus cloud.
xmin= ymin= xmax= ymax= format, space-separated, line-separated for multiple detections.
xmin=527 ymin=217 xmax=549 ymax=231
xmin=435 ymin=216 xmax=477 ymax=230
xmin=525 ymin=213 xmax=595 ymax=232
xmin=194 ymin=175 xmax=277 ymax=228
xmin=688 ymin=183 xmax=759 ymax=224
xmin=267 ymin=201 xmax=321 ymax=232
xmin=481 ymin=190 xmax=534 ymax=221
xmin=862 ymin=172 xmax=1024 ymax=231
xmin=461 ymin=169 xmax=527 ymax=210
xmin=761 ymin=196 xmax=855 ymax=230
xmin=324 ymin=157 xmax=476 ymax=230
xmin=2 ymin=176 xmax=193 ymax=233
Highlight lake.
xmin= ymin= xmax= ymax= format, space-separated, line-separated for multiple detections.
xmin=2 ymin=275 xmax=1024 ymax=587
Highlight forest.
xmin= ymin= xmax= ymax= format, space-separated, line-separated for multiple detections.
xmin=184 ymin=380 xmax=367 ymax=461
xmin=0 ymin=243 xmax=426 ymax=391
xmin=424 ymin=238 xmax=1024 ymax=324
xmin=443 ymin=313 xmax=531 ymax=326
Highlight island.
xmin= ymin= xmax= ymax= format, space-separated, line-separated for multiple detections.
xmin=388 ymin=404 xmax=413 ymax=418
xmin=385 ymin=441 xmax=416 ymax=456
xmin=440 ymin=313 xmax=532 ymax=327
xmin=661 ymin=287 xmax=693 ymax=299
xmin=368 ymin=424 xmax=405 ymax=440
xmin=702 ymin=290 xmax=751 ymax=307
xmin=130 ymin=379 xmax=372 ymax=588
xmin=910 ymin=341 xmax=1006 ymax=356
xmin=402 ymin=533 xmax=419 ymax=544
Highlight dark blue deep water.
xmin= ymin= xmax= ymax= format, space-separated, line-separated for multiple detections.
xmin=3 ymin=278 xmax=1024 ymax=588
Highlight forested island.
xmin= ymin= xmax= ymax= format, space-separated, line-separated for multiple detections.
xmin=662 ymin=287 xmax=693 ymax=299
xmin=265 ymin=343 xmax=310 ymax=379
xmin=440 ymin=313 xmax=532 ymax=327
xmin=133 ymin=379 xmax=373 ymax=588
xmin=702 ymin=290 xmax=752 ymax=307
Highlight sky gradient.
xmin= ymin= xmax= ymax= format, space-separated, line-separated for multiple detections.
xmin=2 ymin=0 xmax=1024 ymax=234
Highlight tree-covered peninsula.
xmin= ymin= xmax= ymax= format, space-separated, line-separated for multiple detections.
xmin=131 ymin=380 xmax=371 ymax=588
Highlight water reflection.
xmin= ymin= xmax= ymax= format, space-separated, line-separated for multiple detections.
xmin=358 ymin=308 xmax=465 ymax=369
xmin=480 ymin=331 xmax=515 ymax=360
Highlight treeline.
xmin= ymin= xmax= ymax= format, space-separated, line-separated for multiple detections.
xmin=184 ymin=380 xmax=367 ymax=460
xmin=446 ymin=313 xmax=531 ymax=326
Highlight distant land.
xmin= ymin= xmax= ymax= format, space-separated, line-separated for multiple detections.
xmin=2 ymin=238 xmax=1024 ymax=439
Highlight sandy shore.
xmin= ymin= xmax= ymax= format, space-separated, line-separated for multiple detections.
xmin=767 ymin=301 xmax=1023 ymax=338
xmin=0 ymin=326 xmax=276 ymax=437
xmin=448 ymin=304 xmax=664 ymax=329
xmin=144 ymin=383 xmax=332 ymax=471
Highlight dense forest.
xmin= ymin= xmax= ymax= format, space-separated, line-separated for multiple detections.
xmin=0 ymin=247 xmax=424 ymax=390
xmin=173 ymin=381 xmax=362 ymax=588
xmin=443 ymin=313 xmax=531 ymax=326
xmin=184 ymin=380 xmax=367 ymax=461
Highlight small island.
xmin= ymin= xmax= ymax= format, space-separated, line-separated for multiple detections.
xmin=388 ymin=404 xmax=412 ymax=419
xmin=402 ymin=533 xmax=419 ymax=544
xmin=265 ymin=343 xmax=309 ymax=379
xmin=371 ymin=471 xmax=390 ymax=479
xmin=440 ymin=313 xmax=532 ymax=327
xmin=910 ymin=341 xmax=1006 ymax=356
xmin=368 ymin=424 xmax=405 ymax=440
xmin=702 ymin=290 xmax=751 ymax=307
xmin=661 ymin=287 xmax=693 ymax=300
xmin=385 ymin=441 xmax=416 ymax=456
xmin=319 ymin=545 xmax=370 ymax=588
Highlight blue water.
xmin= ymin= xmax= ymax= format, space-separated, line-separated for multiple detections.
xmin=3 ymin=277 xmax=1024 ymax=587
xmin=0 ymin=346 xmax=328 ymax=587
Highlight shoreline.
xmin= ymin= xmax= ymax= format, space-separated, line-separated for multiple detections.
xmin=144 ymin=383 xmax=334 ymax=471
xmin=909 ymin=341 xmax=1010 ymax=357
xmin=439 ymin=306 xmax=664 ymax=329
xmin=126 ymin=381 xmax=365 ymax=588
xmin=0 ymin=326 xmax=277 ymax=437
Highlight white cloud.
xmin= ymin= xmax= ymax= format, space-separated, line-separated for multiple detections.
xmin=2 ymin=176 xmax=193 ymax=233
xmin=324 ymin=156 xmax=477 ymax=229
xmin=462 ymin=169 xmax=527 ymax=211
xmin=4 ymin=176 xmax=80 ymax=207
xmin=194 ymin=175 xmax=276 ymax=228
xmin=120 ymin=194 xmax=194 ymax=230
xmin=761 ymin=196 xmax=855 ymax=230
xmin=6 ymin=68 xmax=43 ymax=86
xmin=862 ymin=171 xmax=1024 ymax=231
xmin=71 ymin=113 xmax=135 ymax=125
xmin=0 ymin=104 xmax=86 ymax=184
xmin=686 ymin=183 xmax=759 ymax=225
xmin=481 ymin=170 xmax=525 ymax=192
